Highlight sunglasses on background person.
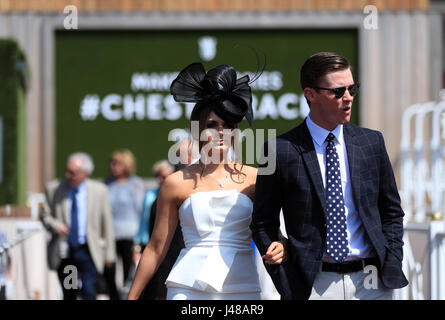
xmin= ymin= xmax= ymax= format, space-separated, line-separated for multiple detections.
xmin=312 ymin=82 xmax=360 ymax=99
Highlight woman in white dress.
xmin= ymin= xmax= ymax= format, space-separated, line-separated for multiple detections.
xmin=127 ymin=62 xmax=285 ymax=300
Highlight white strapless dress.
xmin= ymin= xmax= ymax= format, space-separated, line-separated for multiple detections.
xmin=165 ymin=189 xmax=261 ymax=300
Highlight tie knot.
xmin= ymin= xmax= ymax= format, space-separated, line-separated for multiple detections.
xmin=326 ymin=132 xmax=336 ymax=143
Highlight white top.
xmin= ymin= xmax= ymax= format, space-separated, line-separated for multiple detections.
xmin=306 ymin=115 xmax=376 ymax=261
xmin=165 ymin=189 xmax=261 ymax=293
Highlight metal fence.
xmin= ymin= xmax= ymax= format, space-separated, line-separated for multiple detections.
xmin=400 ymin=100 xmax=445 ymax=222
xmin=395 ymin=221 xmax=445 ymax=300
xmin=398 ymin=100 xmax=445 ymax=300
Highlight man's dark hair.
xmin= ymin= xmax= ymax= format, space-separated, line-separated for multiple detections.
xmin=300 ymin=52 xmax=351 ymax=91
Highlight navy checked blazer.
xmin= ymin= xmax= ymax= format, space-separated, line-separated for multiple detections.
xmin=250 ymin=120 xmax=409 ymax=300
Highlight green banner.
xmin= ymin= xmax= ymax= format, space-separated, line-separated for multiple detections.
xmin=0 ymin=39 xmax=27 ymax=205
xmin=55 ymin=29 xmax=358 ymax=178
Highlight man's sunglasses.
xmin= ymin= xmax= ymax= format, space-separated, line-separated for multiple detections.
xmin=312 ymin=83 xmax=360 ymax=99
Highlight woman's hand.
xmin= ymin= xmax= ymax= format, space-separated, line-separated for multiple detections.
xmin=262 ymin=240 xmax=287 ymax=265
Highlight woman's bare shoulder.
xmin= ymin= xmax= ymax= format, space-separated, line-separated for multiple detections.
xmin=166 ymin=164 xmax=199 ymax=180
xmin=236 ymin=164 xmax=257 ymax=200
xmin=241 ymin=164 xmax=258 ymax=172
xmin=240 ymin=164 xmax=258 ymax=180
xmin=161 ymin=164 xmax=201 ymax=201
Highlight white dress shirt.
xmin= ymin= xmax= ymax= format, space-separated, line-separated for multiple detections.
xmin=306 ymin=115 xmax=376 ymax=262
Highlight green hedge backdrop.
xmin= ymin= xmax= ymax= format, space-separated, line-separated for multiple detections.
xmin=55 ymin=29 xmax=358 ymax=179
xmin=0 ymin=39 xmax=27 ymax=205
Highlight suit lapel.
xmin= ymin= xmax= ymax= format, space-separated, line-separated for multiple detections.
xmin=343 ymin=125 xmax=361 ymax=209
xmin=293 ymin=121 xmax=327 ymax=215
xmin=57 ymin=181 xmax=70 ymax=224
xmin=86 ymin=179 xmax=93 ymax=232
xmin=291 ymin=122 xmax=362 ymax=215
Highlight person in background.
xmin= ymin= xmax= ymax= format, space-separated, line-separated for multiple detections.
xmin=0 ymin=230 xmax=9 ymax=300
xmin=40 ymin=152 xmax=115 ymax=300
xmin=134 ymin=159 xmax=176 ymax=300
xmin=134 ymin=160 xmax=175 ymax=257
xmin=138 ymin=140 xmax=195 ymax=300
xmin=105 ymin=149 xmax=146 ymax=298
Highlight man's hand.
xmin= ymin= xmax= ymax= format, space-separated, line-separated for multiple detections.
xmin=263 ymin=241 xmax=286 ymax=265
xmin=56 ymin=224 xmax=69 ymax=236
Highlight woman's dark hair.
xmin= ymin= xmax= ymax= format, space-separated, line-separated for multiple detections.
xmin=190 ymin=103 xmax=244 ymax=178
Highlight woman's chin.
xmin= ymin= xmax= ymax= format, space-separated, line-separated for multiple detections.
xmin=200 ymin=146 xmax=231 ymax=163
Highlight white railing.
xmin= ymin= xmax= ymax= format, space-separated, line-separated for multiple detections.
xmin=399 ymin=100 xmax=445 ymax=299
xmin=396 ymin=221 xmax=445 ymax=300
xmin=396 ymin=224 xmax=427 ymax=300
xmin=400 ymin=101 xmax=445 ymax=223
xmin=429 ymin=221 xmax=445 ymax=299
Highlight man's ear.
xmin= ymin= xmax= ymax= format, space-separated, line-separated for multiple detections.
xmin=303 ymin=87 xmax=315 ymax=104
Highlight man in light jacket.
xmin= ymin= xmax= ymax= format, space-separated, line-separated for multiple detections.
xmin=40 ymin=152 xmax=116 ymax=300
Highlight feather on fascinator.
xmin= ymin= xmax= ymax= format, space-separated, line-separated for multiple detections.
xmin=170 ymin=62 xmax=254 ymax=126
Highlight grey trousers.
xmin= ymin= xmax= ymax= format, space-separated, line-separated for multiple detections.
xmin=309 ymin=266 xmax=393 ymax=300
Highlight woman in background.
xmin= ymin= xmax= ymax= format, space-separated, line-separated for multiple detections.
xmin=105 ymin=149 xmax=145 ymax=298
xmin=134 ymin=160 xmax=175 ymax=256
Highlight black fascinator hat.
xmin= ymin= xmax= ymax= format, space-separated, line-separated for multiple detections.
xmin=170 ymin=62 xmax=254 ymax=126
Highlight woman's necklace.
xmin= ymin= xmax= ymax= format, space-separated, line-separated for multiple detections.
xmin=200 ymin=162 xmax=234 ymax=188
xmin=207 ymin=173 xmax=229 ymax=188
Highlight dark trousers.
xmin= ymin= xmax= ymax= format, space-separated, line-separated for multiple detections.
xmin=116 ymin=239 xmax=134 ymax=284
xmin=57 ymin=245 xmax=98 ymax=300
xmin=0 ymin=286 xmax=5 ymax=300
xmin=140 ymin=225 xmax=184 ymax=300
xmin=100 ymin=239 xmax=133 ymax=300
xmin=102 ymin=262 xmax=120 ymax=300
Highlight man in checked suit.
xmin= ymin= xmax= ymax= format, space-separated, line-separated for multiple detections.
xmin=40 ymin=152 xmax=116 ymax=300
xmin=251 ymin=52 xmax=408 ymax=300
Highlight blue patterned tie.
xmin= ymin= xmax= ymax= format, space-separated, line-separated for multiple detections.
xmin=68 ymin=188 xmax=79 ymax=248
xmin=325 ymin=133 xmax=348 ymax=262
